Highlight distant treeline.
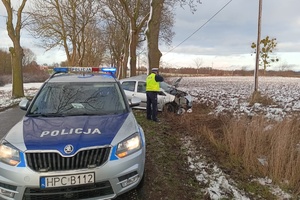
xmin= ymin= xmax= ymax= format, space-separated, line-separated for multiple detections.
xmin=137 ymin=66 xmax=300 ymax=77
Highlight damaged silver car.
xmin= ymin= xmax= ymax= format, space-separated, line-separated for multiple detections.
xmin=120 ymin=75 xmax=193 ymax=114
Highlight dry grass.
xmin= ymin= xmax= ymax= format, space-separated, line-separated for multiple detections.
xmin=223 ymin=116 xmax=300 ymax=194
xmin=177 ymin=103 xmax=300 ymax=196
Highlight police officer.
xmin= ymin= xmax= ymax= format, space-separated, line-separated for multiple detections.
xmin=146 ymin=68 xmax=164 ymax=122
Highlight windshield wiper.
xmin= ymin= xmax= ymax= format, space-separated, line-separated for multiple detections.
xmin=26 ymin=113 xmax=65 ymax=117
xmin=72 ymin=113 xmax=105 ymax=116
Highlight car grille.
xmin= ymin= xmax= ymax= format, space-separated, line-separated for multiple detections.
xmin=23 ymin=181 xmax=114 ymax=200
xmin=25 ymin=147 xmax=111 ymax=172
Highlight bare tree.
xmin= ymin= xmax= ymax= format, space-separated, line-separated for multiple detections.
xmin=278 ymin=61 xmax=291 ymax=72
xmin=119 ymin=0 xmax=150 ymax=76
xmin=1 ymin=0 xmax=27 ymax=98
xmin=101 ymin=0 xmax=175 ymax=77
xmin=81 ymin=24 xmax=107 ymax=67
xmin=193 ymin=57 xmax=203 ymax=74
xmin=28 ymin=0 xmax=102 ymax=66
xmin=99 ymin=0 xmax=130 ymax=79
xmin=22 ymin=48 xmax=36 ymax=67
xmin=146 ymin=0 xmax=201 ymax=72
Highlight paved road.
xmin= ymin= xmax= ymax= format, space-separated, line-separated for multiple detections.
xmin=0 ymin=106 xmax=26 ymax=138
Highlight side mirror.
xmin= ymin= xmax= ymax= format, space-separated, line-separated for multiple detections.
xmin=129 ymin=97 xmax=141 ymax=107
xmin=19 ymin=98 xmax=30 ymax=111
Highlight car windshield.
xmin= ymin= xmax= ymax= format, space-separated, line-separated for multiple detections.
xmin=28 ymin=82 xmax=127 ymax=116
xmin=160 ymin=82 xmax=173 ymax=93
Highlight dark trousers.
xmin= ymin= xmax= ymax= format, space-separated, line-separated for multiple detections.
xmin=146 ymin=91 xmax=158 ymax=120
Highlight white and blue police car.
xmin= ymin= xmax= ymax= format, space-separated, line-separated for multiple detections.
xmin=0 ymin=67 xmax=145 ymax=200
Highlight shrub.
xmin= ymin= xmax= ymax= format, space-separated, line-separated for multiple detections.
xmin=0 ymin=75 xmax=11 ymax=86
xmin=23 ymin=65 xmax=50 ymax=83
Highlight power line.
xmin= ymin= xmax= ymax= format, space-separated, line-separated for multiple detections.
xmin=163 ymin=0 xmax=233 ymax=56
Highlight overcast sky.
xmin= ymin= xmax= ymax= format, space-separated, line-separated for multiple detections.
xmin=161 ymin=0 xmax=300 ymax=71
xmin=1 ymin=0 xmax=300 ymax=71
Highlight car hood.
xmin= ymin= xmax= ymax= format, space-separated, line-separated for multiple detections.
xmin=4 ymin=113 xmax=137 ymax=155
xmin=172 ymin=77 xmax=182 ymax=88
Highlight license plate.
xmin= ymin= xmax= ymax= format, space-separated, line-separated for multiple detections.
xmin=40 ymin=172 xmax=95 ymax=188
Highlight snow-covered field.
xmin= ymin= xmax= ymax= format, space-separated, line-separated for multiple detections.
xmin=175 ymin=76 xmax=300 ymax=120
xmin=1 ymin=76 xmax=299 ymax=199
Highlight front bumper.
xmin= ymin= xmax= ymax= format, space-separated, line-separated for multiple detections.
xmin=0 ymin=148 xmax=145 ymax=200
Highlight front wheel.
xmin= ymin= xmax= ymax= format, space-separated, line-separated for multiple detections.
xmin=163 ymin=103 xmax=177 ymax=113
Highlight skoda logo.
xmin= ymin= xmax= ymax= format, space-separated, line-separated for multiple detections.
xmin=64 ymin=144 xmax=74 ymax=154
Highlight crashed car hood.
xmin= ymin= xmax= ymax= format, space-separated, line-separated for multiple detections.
xmin=5 ymin=113 xmax=131 ymax=155
xmin=172 ymin=77 xmax=182 ymax=88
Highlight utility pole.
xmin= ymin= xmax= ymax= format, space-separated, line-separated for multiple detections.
xmin=254 ymin=0 xmax=262 ymax=92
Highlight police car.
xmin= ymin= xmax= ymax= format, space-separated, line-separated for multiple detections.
xmin=0 ymin=67 xmax=145 ymax=200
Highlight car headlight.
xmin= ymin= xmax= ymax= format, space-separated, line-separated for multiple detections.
xmin=0 ymin=141 xmax=20 ymax=166
xmin=116 ymin=133 xmax=142 ymax=158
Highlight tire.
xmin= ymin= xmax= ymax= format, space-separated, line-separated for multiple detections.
xmin=164 ymin=103 xmax=176 ymax=113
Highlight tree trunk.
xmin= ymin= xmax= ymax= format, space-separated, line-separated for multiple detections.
xmin=1 ymin=0 xmax=26 ymax=98
xmin=146 ymin=0 xmax=164 ymax=72
xmin=129 ymin=30 xmax=138 ymax=76
xmin=121 ymin=45 xmax=129 ymax=79
xmin=9 ymin=46 xmax=24 ymax=98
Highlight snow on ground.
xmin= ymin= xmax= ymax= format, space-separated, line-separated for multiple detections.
xmin=182 ymin=136 xmax=251 ymax=200
xmin=175 ymin=76 xmax=300 ymax=121
xmin=183 ymin=135 xmax=293 ymax=200
xmin=0 ymin=83 xmax=43 ymax=110
xmin=1 ymin=76 xmax=299 ymax=199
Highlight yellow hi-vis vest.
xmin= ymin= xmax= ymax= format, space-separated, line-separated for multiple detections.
xmin=146 ymin=73 xmax=160 ymax=92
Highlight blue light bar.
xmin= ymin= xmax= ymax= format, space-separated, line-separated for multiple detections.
xmin=101 ymin=67 xmax=117 ymax=73
xmin=53 ymin=67 xmax=117 ymax=77
xmin=53 ymin=67 xmax=69 ymax=73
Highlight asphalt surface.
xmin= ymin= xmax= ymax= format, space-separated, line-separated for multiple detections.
xmin=0 ymin=106 xmax=26 ymax=138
